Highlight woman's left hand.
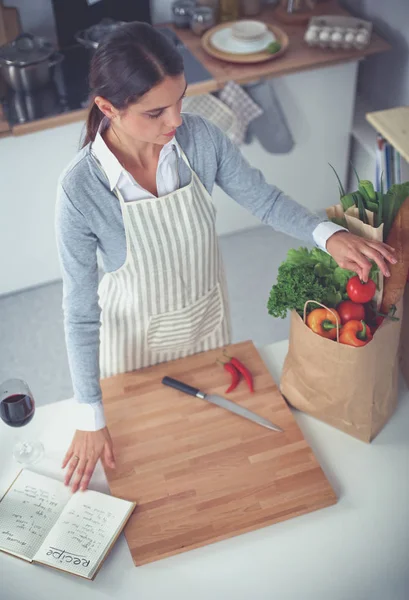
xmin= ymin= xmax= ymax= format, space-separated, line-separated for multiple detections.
xmin=326 ymin=231 xmax=397 ymax=282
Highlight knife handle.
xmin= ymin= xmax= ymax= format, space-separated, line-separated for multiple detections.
xmin=162 ymin=376 xmax=204 ymax=398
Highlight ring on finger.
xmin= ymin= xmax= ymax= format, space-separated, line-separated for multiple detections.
xmin=72 ymin=459 xmax=88 ymax=489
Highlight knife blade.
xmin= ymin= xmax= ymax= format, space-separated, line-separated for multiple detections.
xmin=162 ymin=376 xmax=283 ymax=433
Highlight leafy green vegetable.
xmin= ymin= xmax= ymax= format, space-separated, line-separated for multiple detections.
xmin=359 ymin=180 xmax=377 ymax=203
xmin=375 ymin=190 xmax=384 ymax=227
xmin=382 ymin=182 xmax=409 ymax=240
xmin=358 ymin=180 xmax=378 ymax=213
xmin=365 ymin=200 xmax=379 ymax=213
xmin=356 ymin=192 xmax=369 ymax=224
xmin=340 ymin=192 xmax=356 ymax=211
xmin=332 ymin=266 xmax=352 ymax=288
xmin=266 ymin=41 xmax=281 ymax=54
xmin=267 ymin=264 xmax=331 ymax=319
xmin=267 ymin=247 xmax=379 ymax=319
xmin=329 ymin=163 xmax=346 ymax=198
xmin=311 ymin=247 xmax=333 ymax=267
xmin=329 ymin=164 xmax=409 ymax=239
xmin=285 ymin=247 xmax=311 ymax=266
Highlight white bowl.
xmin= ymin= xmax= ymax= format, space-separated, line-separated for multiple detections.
xmin=231 ymin=20 xmax=268 ymax=41
xmin=211 ymin=27 xmax=275 ymax=54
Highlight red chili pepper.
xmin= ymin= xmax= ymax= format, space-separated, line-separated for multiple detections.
xmin=223 ymin=361 xmax=241 ymax=393
xmin=223 ymin=352 xmax=254 ymax=393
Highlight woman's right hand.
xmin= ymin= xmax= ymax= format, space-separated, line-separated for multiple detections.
xmin=62 ymin=427 xmax=116 ymax=493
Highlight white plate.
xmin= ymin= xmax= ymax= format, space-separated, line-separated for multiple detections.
xmin=210 ymin=27 xmax=275 ymax=55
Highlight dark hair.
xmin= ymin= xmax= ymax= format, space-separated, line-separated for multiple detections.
xmin=82 ymin=22 xmax=184 ymax=147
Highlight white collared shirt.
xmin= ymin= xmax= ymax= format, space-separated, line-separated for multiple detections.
xmin=76 ymin=118 xmax=343 ymax=431
xmin=92 ymin=117 xmax=180 ymax=199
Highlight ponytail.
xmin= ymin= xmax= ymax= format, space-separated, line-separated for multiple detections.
xmin=82 ymin=102 xmax=104 ymax=147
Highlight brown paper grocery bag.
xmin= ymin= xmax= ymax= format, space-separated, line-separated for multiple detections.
xmin=280 ymin=303 xmax=403 ymax=443
xmin=326 ymin=205 xmax=382 ymax=233
xmin=400 ymin=284 xmax=409 ymax=388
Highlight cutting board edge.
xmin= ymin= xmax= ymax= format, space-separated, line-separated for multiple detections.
xmin=129 ymin=489 xmax=338 ymax=566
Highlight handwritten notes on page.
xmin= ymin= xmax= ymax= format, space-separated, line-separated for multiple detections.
xmin=0 ymin=470 xmax=135 ymax=578
xmin=0 ymin=470 xmax=71 ymax=560
xmin=34 ymin=490 xmax=134 ymax=578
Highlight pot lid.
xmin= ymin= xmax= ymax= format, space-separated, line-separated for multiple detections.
xmin=79 ymin=19 xmax=127 ymax=47
xmin=0 ymin=33 xmax=55 ymax=66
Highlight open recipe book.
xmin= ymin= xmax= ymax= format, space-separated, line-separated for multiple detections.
xmin=0 ymin=469 xmax=136 ymax=580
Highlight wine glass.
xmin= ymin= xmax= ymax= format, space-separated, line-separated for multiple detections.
xmin=0 ymin=378 xmax=44 ymax=464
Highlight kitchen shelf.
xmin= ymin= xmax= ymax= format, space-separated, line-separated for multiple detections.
xmin=172 ymin=2 xmax=390 ymax=90
xmin=366 ymin=106 xmax=409 ymax=164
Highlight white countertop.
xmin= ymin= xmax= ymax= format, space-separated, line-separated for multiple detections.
xmin=1 ymin=340 xmax=409 ymax=600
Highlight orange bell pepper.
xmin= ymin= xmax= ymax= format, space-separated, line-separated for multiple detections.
xmin=306 ymin=308 xmax=340 ymax=340
xmin=339 ymin=320 xmax=373 ymax=347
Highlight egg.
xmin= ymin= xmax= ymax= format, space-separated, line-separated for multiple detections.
xmin=344 ymin=31 xmax=355 ymax=44
xmin=331 ymin=31 xmax=343 ymax=44
xmin=355 ymin=31 xmax=369 ymax=46
xmin=305 ymin=28 xmax=318 ymax=43
xmin=319 ymin=29 xmax=331 ymax=43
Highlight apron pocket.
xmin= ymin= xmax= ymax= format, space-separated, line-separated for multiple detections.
xmin=147 ymin=284 xmax=224 ymax=351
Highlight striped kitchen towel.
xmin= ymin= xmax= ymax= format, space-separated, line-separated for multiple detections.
xmin=182 ymin=93 xmax=237 ymax=140
xmin=218 ymin=80 xmax=264 ymax=145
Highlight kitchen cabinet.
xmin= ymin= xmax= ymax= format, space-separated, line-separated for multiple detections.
xmin=0 ymin=120 xmax=84 ymax=296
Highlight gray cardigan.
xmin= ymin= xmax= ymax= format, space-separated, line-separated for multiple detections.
xmin=56 ymin=113 xmax=323 ymax=409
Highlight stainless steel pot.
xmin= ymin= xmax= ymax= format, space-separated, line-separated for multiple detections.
xmin=0 ymin=33 xmax=55 ymax=66
xmin=0 ymin=52 xmax=64 ymax=92
xmin=75 ymin=18 xmax=127 ymax=53
xmin=0 ymin=33 xmax=64 ymax=92
xmin=10 ymin=83 xmax=63 ymax=124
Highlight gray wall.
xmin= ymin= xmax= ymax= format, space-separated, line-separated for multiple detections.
xmin=341 ymin=0 xmax=409 ymax=110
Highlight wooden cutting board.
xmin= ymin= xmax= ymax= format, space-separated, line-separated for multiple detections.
xmin=101 ymin=341 xmax=337 ymax=565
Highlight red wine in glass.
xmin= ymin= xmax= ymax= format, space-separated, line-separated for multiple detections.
xmin=0 ymin=379 xmax=44 ymax=464
xmin=0 ymin=393 xmax=35 ymax=427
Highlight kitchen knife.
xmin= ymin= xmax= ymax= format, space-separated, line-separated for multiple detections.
xmin=162 ymin=376 xmax=283 ymax=433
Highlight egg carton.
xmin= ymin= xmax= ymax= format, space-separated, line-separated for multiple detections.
xmin=304 ymin=15 xmax=372 ymax=50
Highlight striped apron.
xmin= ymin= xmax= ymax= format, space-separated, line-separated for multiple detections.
xmin=96 ymin=146 xmax=231 ymax=378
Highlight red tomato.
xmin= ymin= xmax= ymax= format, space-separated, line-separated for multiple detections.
xmin=365 ymin=303 xmax=384 ymax=330
xmin=337 ymin=300 xmax=365 ymax=324
xmin=346 ymin=276 xmax=376 ymax=304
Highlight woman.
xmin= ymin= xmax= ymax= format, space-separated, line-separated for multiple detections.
xmin=56 ymin=22 xmax=395 ymax=493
